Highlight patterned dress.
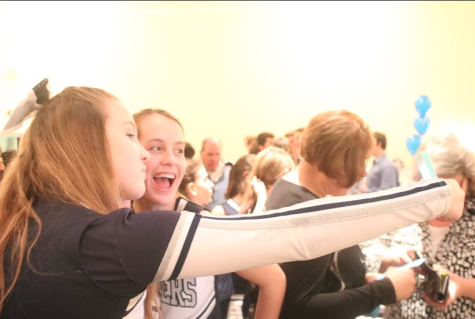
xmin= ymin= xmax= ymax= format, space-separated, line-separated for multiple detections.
xmin=366 ymin=197 xmax=475 ymax=319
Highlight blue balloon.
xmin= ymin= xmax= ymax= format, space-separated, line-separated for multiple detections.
xmin=406 ymin=134 xmax=421 ymax=155
xmin=415 ymin=95 xmax=431 ymax=117
xmin=414 ymin=116 xmax=430 ymax=135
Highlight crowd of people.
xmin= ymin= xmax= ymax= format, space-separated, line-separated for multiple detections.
xmin=0 ymin=79 xmax=471 ymax=319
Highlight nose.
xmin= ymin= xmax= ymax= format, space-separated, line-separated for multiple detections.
xmin=160 ymin=149 xmax=177 ymax=166
xmin=138 ymin=144 xmax=150 ymax=163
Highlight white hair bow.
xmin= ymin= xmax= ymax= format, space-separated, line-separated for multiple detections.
xmin=1 ymin=78 xmax=50 ymax=136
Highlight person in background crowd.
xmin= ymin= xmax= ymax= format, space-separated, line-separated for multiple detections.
xmin=244 ymin=135 xmax=258 ymax=153
xmin=381 ymin=132 xmax=475 ymax=319
xmin=184 ymin=141 xmax=196 ymax=160
xmin=256 ymin=132 xmax=275 ymax=152
xmin=359 ymin=132 xmax=399 ymax=194
xmin=290 ymin=127 xmax=304 ymax=165
xmin=272 ymin=137 xmax=293 ymax=157
xmin=212 ymin=154 xmax=287 ymax=319
xmin=200 ymin=137 xmax=233 ymax=210
xmin=252 ymin=146 xmax=295 ymax=198
xmin=265 ymin=110 xmax=419 ymax=319
xmin=284 ymin=131 xmax=294 ymax=146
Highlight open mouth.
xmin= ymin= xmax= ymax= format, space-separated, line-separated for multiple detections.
xmin=153 ymin=173 xmax=176 ymax=190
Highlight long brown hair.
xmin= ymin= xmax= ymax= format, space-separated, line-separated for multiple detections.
xmin=226 ymin=154 xmax=256 ymax=199
xmin=0 ymin=86 xmax=122 ymax=314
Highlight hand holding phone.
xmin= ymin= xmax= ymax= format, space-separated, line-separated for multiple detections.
xmin=414 ymin=252 xmax=450 ymax=303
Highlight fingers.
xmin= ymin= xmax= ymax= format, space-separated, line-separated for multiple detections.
xmin=422 ymin=293 xmax=441 ymax=308
xmin=422 ymin=293 xmax=449 ymax=309
xmin=385 ymin=268 xmax=417 ymax=301
xmin=406 ymin=248 xmax=418 ymax=261
xmin=401 ymin=253 xmax=413 ymax=264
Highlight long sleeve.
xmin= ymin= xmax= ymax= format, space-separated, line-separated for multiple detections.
xmin=302 ymin=278 xmax=395 ymax=319
xmin=157 ymin=179 xmax=450 ymax=281
xmin=81 ymin=179 xmax=450 ymax=294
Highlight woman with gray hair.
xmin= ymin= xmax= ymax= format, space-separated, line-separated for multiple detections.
xmin=382 ymin=132 xmax=475 ymax=319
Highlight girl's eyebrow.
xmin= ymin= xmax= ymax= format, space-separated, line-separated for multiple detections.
xmin=146 ymin=138 xmax=185 ymax=146
xmin=147 ymin=138 xmax=165 ymax=143
xmin=123 ymin=121 xmax=137 ymax=129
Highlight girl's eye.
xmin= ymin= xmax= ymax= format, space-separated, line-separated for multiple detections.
xmin=175 ymin=149 xmax=184 ymax=154
xmin=150 ymin=146 xmax=161 ymax=151
xmin=126 ymin=134 xmax=135 ymax=139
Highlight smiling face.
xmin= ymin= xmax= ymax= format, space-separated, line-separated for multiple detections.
xmin=104 ymin=99 xmax=149 ymax=205
xmin=137 ymin=113 xmax=186 ymax=210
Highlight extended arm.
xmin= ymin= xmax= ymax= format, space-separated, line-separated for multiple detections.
xmin=166 ymin=179 xmax=460 ymax=280
xmin=82 ymin=179 xmax=462 ymax=295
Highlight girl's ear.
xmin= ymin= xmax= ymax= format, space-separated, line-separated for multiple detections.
xmin=186 ymin=182 xmax=198 ymax=198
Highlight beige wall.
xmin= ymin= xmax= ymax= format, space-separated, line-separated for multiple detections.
xmin=0 ymin=1 xmax=474 ymax=166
